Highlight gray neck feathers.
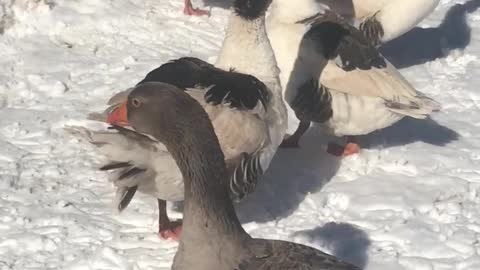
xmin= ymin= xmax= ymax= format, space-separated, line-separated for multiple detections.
xmin=166 ymin=121 xmax=249 ymax=270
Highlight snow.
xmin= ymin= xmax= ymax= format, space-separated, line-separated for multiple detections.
xmin=0 ymin=0 xmax=479 ymax=269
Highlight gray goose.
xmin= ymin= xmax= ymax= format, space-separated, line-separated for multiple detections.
xmin=72 ymin=0 xmax=286 ymax=240
xmin=267 ymin=0 xmax=440 ymax=156
xmin=123 ymin=82 xmax=361 ymax=270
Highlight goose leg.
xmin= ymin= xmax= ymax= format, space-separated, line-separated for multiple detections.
xmin=158 ymin=199 xmax=182 ymax=241
xmin=280 ymin=121 xmax=311 ymax=148
xmin=183 ymin=0 xmax=209 ymax=16
xmin=327 ymin=136 xmax=360 ymax=157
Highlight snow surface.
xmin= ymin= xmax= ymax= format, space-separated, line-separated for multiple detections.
xmin=0 ymin=0 xmax=479 ymax=269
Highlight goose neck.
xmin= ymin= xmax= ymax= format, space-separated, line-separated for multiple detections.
xmin=216 ymin=13 xmax=279 ymax=81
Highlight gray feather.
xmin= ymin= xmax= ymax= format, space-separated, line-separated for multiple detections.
xmin=239 ymin=239 xmax=361 ymax=270
xmin=229 ymin=152 xmax=263 ymax=202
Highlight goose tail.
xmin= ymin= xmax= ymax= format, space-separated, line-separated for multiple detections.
xmin=386 ymin=95 xmax=441 ymax=119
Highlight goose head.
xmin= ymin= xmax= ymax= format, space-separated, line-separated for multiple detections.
xmin=233 ymin=0 xmax=272 ymax=20
xmin=106 ymin=82 xmax=213 ymax=146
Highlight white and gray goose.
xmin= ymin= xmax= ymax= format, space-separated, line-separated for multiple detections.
xmin=75 ymin=0 xmax=286 ymax=240
xmin=267 ymin=0 xmax=440 ymax=156
xmin=121 ymin=82 xmax=361 ymax=270
xmin=317 ymin=0 xmax=440 ymax=46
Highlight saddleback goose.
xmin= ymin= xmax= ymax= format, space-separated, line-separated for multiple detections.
xmin=121 ymin=81 xmax=361 ymax=270
xmin=318 ymin=0 xmax=440 ymax=46
xmin=74 ymin=0 xmax=286 ymax=240
xmin=267 ymin=0 xmax=440 ymax=156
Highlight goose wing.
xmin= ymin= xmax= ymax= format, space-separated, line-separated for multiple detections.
xmin=238 ymin=239 xmax=361 ymax=270
xmin=84 ymin=57 xmax=272 ymax=204
xmin=134 ymin=57 xmax=272 ymax=193
xmin=300 ymin=11 xmax=440 ymax=117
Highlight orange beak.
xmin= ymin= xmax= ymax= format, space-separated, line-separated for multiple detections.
xmin=106 ymin=102 xmax=129 ymax=126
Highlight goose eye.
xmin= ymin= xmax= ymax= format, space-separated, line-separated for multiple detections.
xmin=132 ymin=98 xmax=142 ymax=108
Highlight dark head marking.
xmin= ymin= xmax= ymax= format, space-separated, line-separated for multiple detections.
xmin=301 ymin=12 xmax=387 ymax=71
xmin=233 ymin=0 xmax=272 ymax=20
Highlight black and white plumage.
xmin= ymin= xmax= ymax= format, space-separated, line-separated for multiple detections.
xmin=317 ymin=0 xmax=440 ymax=46
xmin=116 ymin=82 xmax=360 ymax=270
xmin=267 ymin=1 xmax=440 ymax=153
xmin=289 ymin=78 xmax=332 ymax=123
xmin=139 ymin=57 xmax=271 ymax=110
xmin=299 ymin=12 xmax=387 ymax=71
xmin=358 ymin=12 xmax=384 ymax=46
xmin=228 ymin=151 xmax=263 ymax=201
xmin=76 ymin=58 xmax=275 ymax=236
xmin=71 ymin=0 xmax=286 ymax=239
xmin=233 ymin=0 xmax=272 ymax=21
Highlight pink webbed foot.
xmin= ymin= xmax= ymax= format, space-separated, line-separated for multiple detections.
xmin=343 ymin=142 xmax=360 ymax=156
xmin=183 ymin=0 xmax=209 ymax=16
xmin=158 ymin=221 xmax=183 ymax=241
xmin=327 ymin=142 xmax=360 ymax=157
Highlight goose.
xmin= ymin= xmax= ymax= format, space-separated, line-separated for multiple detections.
xmin=317 ymin=0 xmax=440 ymax=46
xmin=74 ymin=0 xmax=286 ymax=240
xmin=183 ymin=0 xmax=209 ymax=16
xmin=267 ymin=0 xmax=440 ymax=156
xmin=120 ymin=81 xmax=361 ymax=270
